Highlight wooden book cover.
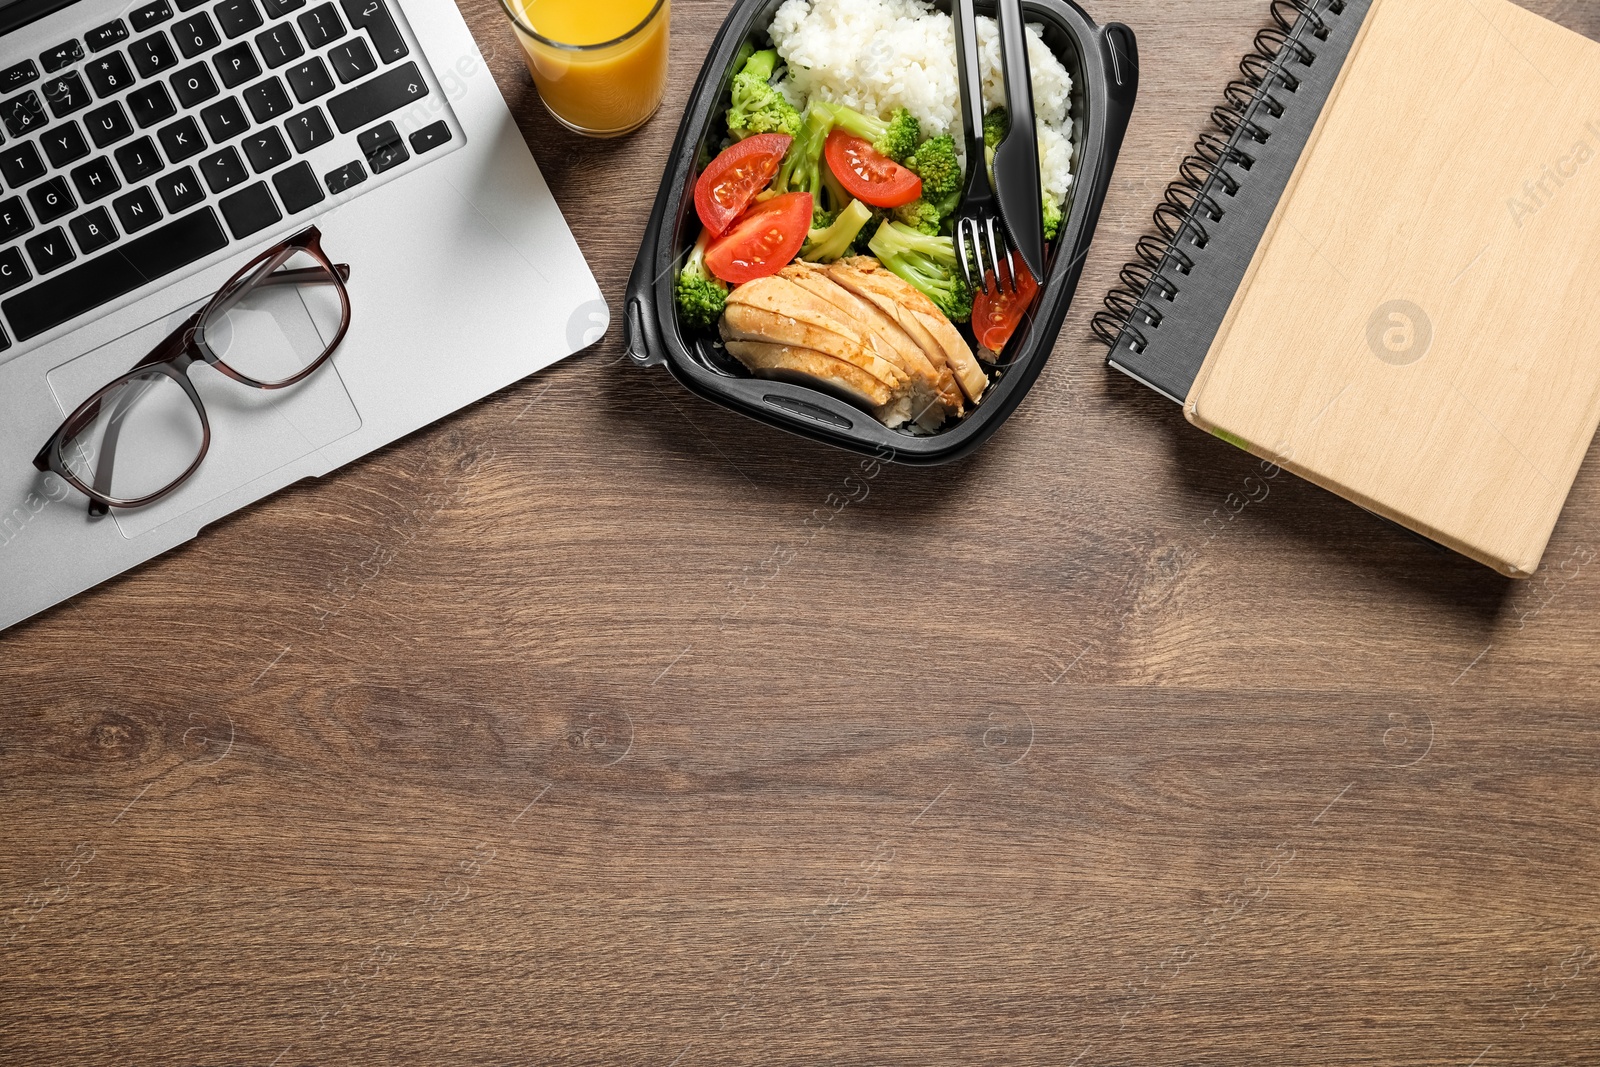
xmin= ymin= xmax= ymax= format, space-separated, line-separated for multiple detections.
xmin=1185 ymin=0 xmax=1600 ymax=577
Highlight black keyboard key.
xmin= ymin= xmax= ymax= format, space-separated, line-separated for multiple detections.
xmin=213 ymin=42 xmax=260 ymax=88
xmin=128 ymin=32 xmax=179 ymax=77
xmin=1 ymin=60 xmax=38 ymax=93
xmin=262 ymin=0 xmax=306 ymax=16
xmin=214 ymin=0 xmax=263 ymax=39
xmin=156 ymin=115 xmax=205 ymax=161
xmin=42 ymin=122 xmax=89 ymax=167
xmin=40 ymin=41 xmax=83 ymax=74
xmin=323 ymin=158 xmax=363 ymax=193
xmin=2 ymin=91 xmax=46 ymax=137
xmin=172 ymin=13 xmax=219 ymax=58
xmin=25 ymin=226 xmax=73 ymax=273
xmin=327 ymin=61 xmax=424 ymax=134
xmin=84 ymin=101 xmax=133 ymax=148
xmin=86 ymin=19 xmax=129 ymax=52
xmin=271 ymin=159 xmax=322 ymax=213
xmin=43 ymin=72 xmax=92 ymax=118
xmin=339 ymin=0 xmax=405 ymax=63
xmin=70 ymin=156 xmax=120 ymax=202
xmin=170 ymin=63 xmax=218 ymax=107
xmin=114 ymin=136 xmax=163 ymax=182
xmin=284 ymin=106 xmax=331 ymax=152
xmin=27 ymin=176 xmax=74 ymax=223
xmin=356 ymin=118 xmax=403 ymax=172
xmin=200 ymin=96 xmax=248 ymax=141
xmin=241 ymin=125 xmax=287 ymax=171
xmin=157 ymin=165 xmax=203 ymax=210
xmin=218 ymin=180 xmax=278 ymax=238
xmin=5 ymin=207 xmax=227 ymax=339
xmin=112 ymin=185 xmax=162 ymax=232
xmin=42 ymin=125 xmax=90 ymax=168
xmin=199 ymin=145 xmax=246 ymax=191
xmin=408 ymin=119 xmax=450 ymax=155
xmin=286 ymin=56 xmax=331 ymax=103
xmin=327 ymin=37 xmax=373 ymax=84
xmin=243 ymin=76 xmax=290 ymax=121
xmin=0 ymin=196 xmax=31 ymax=240
xmin=128 ymin=82 xmax=176 ymax=127
xmin=84 ymin=53 xmax=136 ymax=98
xmin=255 ymin=23 xmax=303 ymax=68
xmin=130 ymin=1 xmax=173 ymax=32
xmin=175 ymin=0 xmax=208 ymax=10
xmin=0 ymin=247 xmax=30 ymax=295
xmin=69 ymin=206 xmax=117 ymax=252
xmin=0 ymin=143 xmax=44 ymax=187
xmin=297 ymin=3 xmax=345 ymax=47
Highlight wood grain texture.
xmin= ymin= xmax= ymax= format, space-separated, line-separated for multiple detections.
xmin=3 ymin=2 xmax=1599 ymax=1065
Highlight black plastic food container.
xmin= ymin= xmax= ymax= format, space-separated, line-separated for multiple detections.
xmin=624 ymin=0 xmax=1137 ymax=464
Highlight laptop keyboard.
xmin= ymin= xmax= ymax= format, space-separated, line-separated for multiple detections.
xmin=0 ymin=0 xmax=457 ymax=352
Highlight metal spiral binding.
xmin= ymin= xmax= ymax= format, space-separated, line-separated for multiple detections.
xmin=1091 ymin=0 xmax=1346 ymax=350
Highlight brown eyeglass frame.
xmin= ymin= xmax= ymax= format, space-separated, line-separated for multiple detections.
xmin=32 ymin=226 xmax=352 ymax=517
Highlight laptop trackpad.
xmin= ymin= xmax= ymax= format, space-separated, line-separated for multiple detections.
xmin=46 ymin=299 xmax=362 ymax=539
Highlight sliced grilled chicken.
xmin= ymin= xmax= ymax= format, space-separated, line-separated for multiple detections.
xmin=828 ymin=258 xmax=989 ymax=404
xmin=726 ymin=275 xmax=875 ymax=345
xmin=823 ymin=260 xmax=966 ymax=413
xmin=779 ymin=263 xmax=952 ymax=429
xmin=722 ymin=341 xmax=896 ymax=408
xmin=720 ymin=302 xmax=907 ymax=390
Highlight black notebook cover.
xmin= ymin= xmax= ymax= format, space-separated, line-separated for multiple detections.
xmin=1092 ymin=0 xmax=1376 ymax=402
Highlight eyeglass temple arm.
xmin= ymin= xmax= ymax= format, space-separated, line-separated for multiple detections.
xmin=204 ymin=262 xmax=351 ymax=322
xmin=83 ymin=378 xmax=155 ymax=516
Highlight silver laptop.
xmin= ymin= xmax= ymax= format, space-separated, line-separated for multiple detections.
xmin=0 ymin=0 xmax=606 ymax=631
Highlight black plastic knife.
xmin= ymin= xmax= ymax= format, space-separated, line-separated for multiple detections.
xmin=991 ymin=0 xmax=1047 ymax=283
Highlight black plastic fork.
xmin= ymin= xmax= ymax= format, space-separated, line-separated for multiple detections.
xmin=952 ymin=0 xmax=1017 ymax=295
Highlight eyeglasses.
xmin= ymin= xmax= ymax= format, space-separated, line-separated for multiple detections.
xmin=33 ymin=227 xmax=351 ymax=516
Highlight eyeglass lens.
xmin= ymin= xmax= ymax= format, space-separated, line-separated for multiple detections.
xmin=60 ymin=370 xmax=205 ymax=504
xmin=203 ymin=247 xmax=346 ymax=386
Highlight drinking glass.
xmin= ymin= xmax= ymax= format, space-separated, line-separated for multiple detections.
xmin=497 ymin=0 xmax=670 ymax=138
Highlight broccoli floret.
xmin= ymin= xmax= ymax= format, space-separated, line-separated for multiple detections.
xmin=812 ymin=206 xmax=838 ymax=230
xmin=811 ymin=101 xmax=921 ymax=162
xmin=1043 ymin=195 xmax=1063 ymax=241
xmin=906 ymin=135 xmax=961 ymax=200
xmin=803 ymin=199 xmax=874 ymax=263
xmin=675 ymin=230 xmax=727 ymax=330
xmin=983 ymin=107 xmax=1009 ymax=150
xmin=892 ymin=198 xmax=944 ymax=235
xmin=773 ymin=105 xmax=833 ymax=200
xmin=725 ymin=50 xmax=802 ymax=140
xmin=867 ymin=220 xmax=973 ymax=322
xmin=892 ymin=182 xmax=962 ymax=237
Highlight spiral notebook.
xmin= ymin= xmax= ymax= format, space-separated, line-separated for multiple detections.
xmin=1094 ymin=0 xmax=1600 ymax=577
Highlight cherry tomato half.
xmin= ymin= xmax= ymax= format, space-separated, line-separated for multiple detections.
xmin=972 ymin=252 xmax=1041 ymax=355
xmin=694 ymin=133 xmax=793 ymax=237
xmin=823 ymin=130 xmax=922 ymax=209
xmin=704 ymin=192 xmax=814 ymax=285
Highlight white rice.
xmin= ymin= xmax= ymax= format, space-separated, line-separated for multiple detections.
xmin=768 ymin=0 xmax=1075 ymax=207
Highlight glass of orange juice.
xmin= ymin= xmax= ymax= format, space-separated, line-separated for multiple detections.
xmin=497 ymin=0 xmax=671 ymax=138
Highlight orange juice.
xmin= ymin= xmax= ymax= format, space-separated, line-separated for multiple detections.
xmin=500 ymin=0 xmax=670 ymax=137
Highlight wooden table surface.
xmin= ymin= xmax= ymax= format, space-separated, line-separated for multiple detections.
xmin=5 ymin=1 xmax=1600 ymax=1063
